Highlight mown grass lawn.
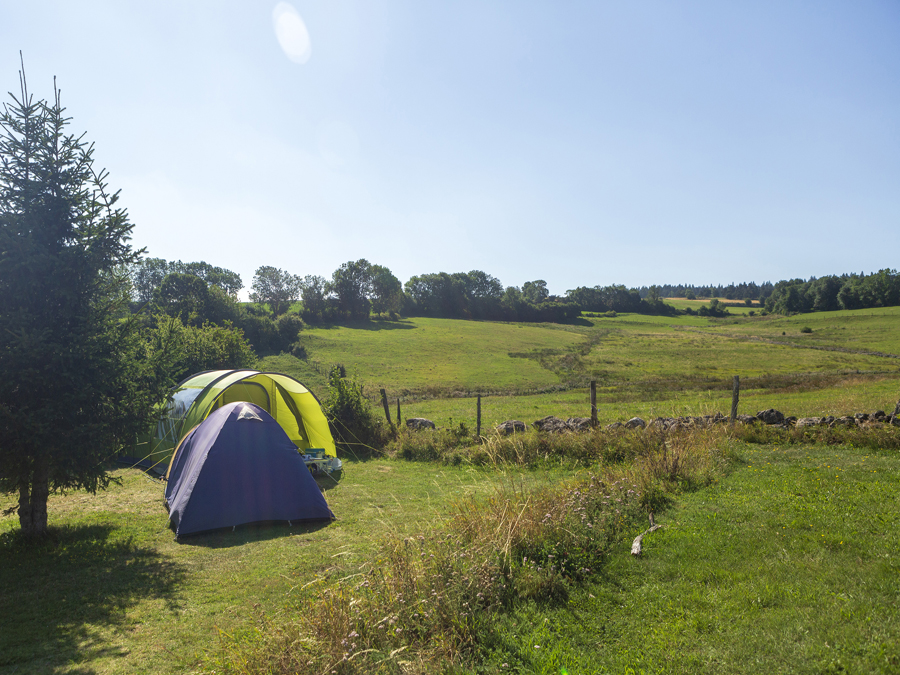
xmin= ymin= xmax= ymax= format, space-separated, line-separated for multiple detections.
xmin=486 ymin=440 xmax=900 ymax=674
xmin=0 ymin=461 xmax=573 ymax=675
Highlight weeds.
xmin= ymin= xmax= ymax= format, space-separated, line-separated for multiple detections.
xmin=386 ymin=423 xmax=738 ymax=474
xmin=205 ymin=429 xmax=732 ymax=674
xmin=729 ymin=420 xmax=900 ymax=451
xmin=324 ymin=366 xmax=393 ymax=455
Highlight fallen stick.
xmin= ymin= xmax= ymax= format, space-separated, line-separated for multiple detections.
xmin=631 ymin=513 xmax=662 ymax=556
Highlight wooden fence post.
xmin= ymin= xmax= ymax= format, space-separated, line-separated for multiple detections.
xmin=396 ymin=398 xmax=402 ymax=427
xmin=477 ymin=395 xmax=482 ymax=437
xmin=590 ymin=380 xmax=597 ymax=427
xmin=730 ymin=375 xmax=740 ymax=424
xmin=380 ymin=388 xmax=392 ymax=426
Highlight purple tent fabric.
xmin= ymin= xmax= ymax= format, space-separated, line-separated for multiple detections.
xmin=165 ymin=402 xmax=334 ymax=536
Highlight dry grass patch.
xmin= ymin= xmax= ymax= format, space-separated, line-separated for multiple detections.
xmin=205 ymin=429 xmax=734 ymax=674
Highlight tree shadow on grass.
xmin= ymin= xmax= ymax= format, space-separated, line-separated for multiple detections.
xmin=0 ymin=524 xmax=186 ymax=675
xmin=313 ymin=319 xmax=416 ymax=331
xmin=567 ymin=317 xmax=595 ymax=327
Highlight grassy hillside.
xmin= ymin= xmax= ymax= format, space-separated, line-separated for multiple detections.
xmin=3 ymin=305 xmax=900 ymax=673
xmin=260 ymin=307 xmax=900 ymax=429
xmin=272 ymin=317 xmax=586 ymax=395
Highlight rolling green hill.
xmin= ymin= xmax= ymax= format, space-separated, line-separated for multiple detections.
xmin=4 ymin=305 xmax=900 ymax=674
xmin=260 ymin=307 xmax=900 ymax=428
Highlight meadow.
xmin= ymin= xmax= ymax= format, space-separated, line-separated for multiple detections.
xmin=2 ymin=303 xmax=900 ymax=673
xmin=262 ymin=304 xmax=900 ymax=432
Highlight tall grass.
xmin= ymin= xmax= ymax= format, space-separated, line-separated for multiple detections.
xmin=205 ymin=429 xmax=734 ymax=674
xmin=730 ymin=419 xmax=900 ymax=450
xmin=387 ymin=423 xmax=734 ymax=478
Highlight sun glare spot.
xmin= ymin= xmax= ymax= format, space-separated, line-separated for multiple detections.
xmin=272 ymin=2 xmax=311 ymax=64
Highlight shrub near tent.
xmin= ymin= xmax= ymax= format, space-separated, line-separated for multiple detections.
xmin=137 ymin=370 xmax=337 ymax=474
xmin=165 ymin=402 xmax=334 ymax=536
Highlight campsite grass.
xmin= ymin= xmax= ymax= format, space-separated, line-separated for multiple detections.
xmin=3 ymin=305 xmax=900 ymax=673
xmin=488 ymin=440 xmax=900 ymax=674
xmin=0 ymin=461 xmax=573 ymax=674
xmin=3 ymin=428 xmax=900 ymax=673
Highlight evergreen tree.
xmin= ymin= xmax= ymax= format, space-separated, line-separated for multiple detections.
xmin=0 ymin=66 xmax=173 ymax=535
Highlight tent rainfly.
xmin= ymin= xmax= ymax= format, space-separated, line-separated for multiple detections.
xmin=165 ymin=401 xmax=334 ymax=536
xmin=136 ymin=369 xmax=338 ymax=475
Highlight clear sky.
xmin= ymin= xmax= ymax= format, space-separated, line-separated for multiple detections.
xmin=4 ymin=1 xmax=899 ymax=297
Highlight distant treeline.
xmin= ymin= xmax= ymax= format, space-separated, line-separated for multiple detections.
xmin=128 ymin=258 xmax=900 ymax=368
xmin=636 ymin=281 xmax=776 ymax=301
xmin=762 ymin=270 xmax=900 ymax=314
xmin=402 ymin=272 xmax=581 ymax=323
xmin=635 ymin=271 xmax=900 ymax=314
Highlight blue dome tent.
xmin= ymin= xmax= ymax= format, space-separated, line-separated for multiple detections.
xmin=165 ymin=401 xmax=334 ymax=536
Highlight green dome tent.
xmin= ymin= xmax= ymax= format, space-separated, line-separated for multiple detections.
xmin=135 ymin=370 xmax=337 ymax=475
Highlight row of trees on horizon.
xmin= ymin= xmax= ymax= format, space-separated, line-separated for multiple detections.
xmin=132 ymin=257 xmax=900 ymax=327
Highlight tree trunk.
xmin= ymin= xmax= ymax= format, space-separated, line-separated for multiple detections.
xmin=18 ymin=460 xmax=49 ymax=535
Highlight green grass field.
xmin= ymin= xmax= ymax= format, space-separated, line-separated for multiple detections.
xmin=4 ymin=305 xmax=900 ymax=673
xmin=663 ymin=296 xmax=761 ymax=315
xmin=4 ymin=435 xmax=900 ymax=673
xmin=491 ymin=441 xmax=900 ymax=674
xmin=0 ymin=462 xmax=575 ymax=674
xmin=261 ymin=306 xmax=900 ymax=430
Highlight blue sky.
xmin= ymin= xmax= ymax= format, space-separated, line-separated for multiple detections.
xmin=4 ymin=1 xmax=899 ymax=297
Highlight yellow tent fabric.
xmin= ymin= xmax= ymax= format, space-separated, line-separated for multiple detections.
xmin=140 ymin=370 xmax=335 ymax=472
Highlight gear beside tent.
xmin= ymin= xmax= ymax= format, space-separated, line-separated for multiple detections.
xmin=132 ymin=369 xmax=341 ymax=476
xmin=165 ymin=401 xmax=334 ymax=536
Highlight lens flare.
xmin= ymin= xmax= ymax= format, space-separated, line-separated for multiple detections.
xmin=272 ymin=2 xmax=311 ymax=64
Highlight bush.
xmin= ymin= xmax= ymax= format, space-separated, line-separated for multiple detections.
xmin=323 ymin=366 xmax=391 ymax=454
xmin=277 ymin=312 xmax=305 ymax=343
xmin=801 ymin=326 xmax=812 ymax=333
xmin=151 ymin=316 xmax=257 ymax=382
xmin=234 ymin=305 xmax=279 ymax=354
